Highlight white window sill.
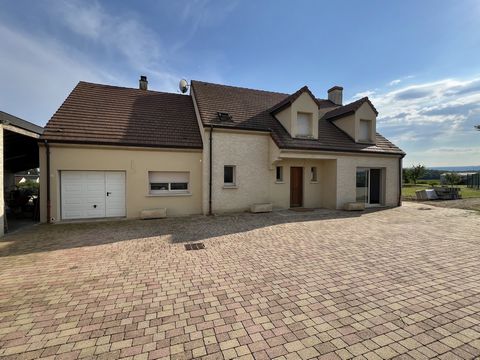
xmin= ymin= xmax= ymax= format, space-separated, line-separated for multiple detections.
xmin=275 ymin=181 xmax=285 ymax=184
xmin=223 ymin=185 xmax=238 ymax=189
xmin=295 ymin=135 xmax=314 ymax=139
xmin=147 ymin=192 xmax=192 ymax=197
xmin=310 ymin=181 xmax=319 ymax=184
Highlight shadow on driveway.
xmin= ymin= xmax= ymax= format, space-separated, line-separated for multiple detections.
xmin=0 ymin=208 xmax=386 ymax=257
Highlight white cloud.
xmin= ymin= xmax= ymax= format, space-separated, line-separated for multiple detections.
xmin=171 ymin=0 xmax=238 ymax=54
xmin=364 ymin=77 xmax=480 ymax=127
xmin=352 ymin=90 xmax=376 ymax=99
xmin=0 ymin=1 xmax=231 ymax=124
xmin=0 ymin=23 xmax=112 ymax=125
xmin=388 ymin=79 xmax=401 ymax=86
xmin=352 ymin=76 xmax=480 ymax=166
xmin=425 ymin=147 xmax=480 ymax=154
xmin=52 ymin=1 xmax=181 ymax=91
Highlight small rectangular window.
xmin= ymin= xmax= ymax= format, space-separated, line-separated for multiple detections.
xmin=149 ymin=171 xmax=189 ymax=194
xmin=217 ymin=112 xmax=232 ymax=122
xmin=297 ymin=112 xmax=312 ymax=137
xmin=359 ymin=120 xmax=371 ymax=142
xmin=224 ymin=165 xmax=235 ymax=185
xmin=170 ymin=182 xmax=188 ymax=190
xmin=150 ymin=183 xmax=169 ymax=191
xmin=311 ymin=167 xmax=318 ymax=182
xmin=276 ymin=166 xmax=283 ymax=182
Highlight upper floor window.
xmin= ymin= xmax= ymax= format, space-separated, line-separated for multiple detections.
xmin=296 ymin=112 xmax=313 ymax=137
xmin=359 ymin=119 xmax=372 ymax=142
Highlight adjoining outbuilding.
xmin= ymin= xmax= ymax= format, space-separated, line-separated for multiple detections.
xmin=1 ymin=111 xmax=43 ymax=235
xmin=39 ymin=77 xmax=405 ymax=223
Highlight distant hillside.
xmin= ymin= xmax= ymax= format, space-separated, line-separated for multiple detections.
xmin=429 ymin=166 xmax=480 ymax=172
xmin=402 ymin=166 xmax=480 ymax=180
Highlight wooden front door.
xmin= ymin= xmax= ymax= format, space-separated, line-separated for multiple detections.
xmin=290 ymin=167 xmax=303 ymax=207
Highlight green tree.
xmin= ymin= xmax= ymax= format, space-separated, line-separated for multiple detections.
xmin=402 ymin=168 xmax=411 ymax=184
xmin=408 ymin=164 xmax=426 ymax=185
xmin=17 ymin=180 xmax=39 ymax=195
xmin=444 ymin=172 xmax=461 ymax=188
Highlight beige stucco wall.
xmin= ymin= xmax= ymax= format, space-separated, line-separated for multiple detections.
xmin=275 ymin=106 xmax=293 ymax=136
xmin=332 ymin=102 xmax=377 ymax=143
xmin=279 ymin=150 xmax=400 ymax=209
xmin=321 ymin=160 xmax=337 ymax=208
xmin=336 ymin=154 xmax=400 ymax=208
xmin=40 ymin=132 xmax=400 ymax=222
xmin=270 ymin=158 xmax=337 ymax=209
xmin=202 ymin=129 xmax=272 ymax=213
xmin=274 ymin=92 xmax=319 ymax=139
xmin=201 ymin=129 xmax=400 ymax=213
xmin=39 ymin=144 xmax=203 ymax=222
xmin=354 ymin=102 xmax=377 ymax=142
xmin=333 ymin=114 xmax=356 ymax=140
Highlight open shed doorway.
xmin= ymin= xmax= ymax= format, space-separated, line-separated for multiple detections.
xmin=1 ymin=111 xmax=43 ymax=235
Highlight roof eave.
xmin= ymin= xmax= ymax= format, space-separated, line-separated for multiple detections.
xmin=38 ymin=138 xmax=203 ymax=150
xmin=277 ymin=145 xmax=404 ymax=156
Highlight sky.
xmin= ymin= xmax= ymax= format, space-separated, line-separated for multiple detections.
xmin=1 ymin=0 xmax=480 ymax=167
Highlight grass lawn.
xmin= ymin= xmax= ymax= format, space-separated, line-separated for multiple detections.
xmin=402 ymin=184 xmax=480 ymax=199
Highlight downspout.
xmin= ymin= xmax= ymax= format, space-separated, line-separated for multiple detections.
xmin=398 ymin=155 xmax=405 ymax=206
xmin=208 ymin=125 xmax=213 ymax=215
xmin=44 ymin=140 xmax=51 ymax=223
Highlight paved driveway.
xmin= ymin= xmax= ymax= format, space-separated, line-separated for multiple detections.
xmin=0 ymin=203 xmax=479 ymax=360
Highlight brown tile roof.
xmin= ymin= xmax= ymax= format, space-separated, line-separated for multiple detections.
xmin=41 ymin=82 xmax=203 ymax=149
xmin=268 ymin=86 xmax=320 ymax=114
xmin=191 ymin=81 xmax=404 ymax=155
xmin=323 ymin=97 xmax=378 ymax=121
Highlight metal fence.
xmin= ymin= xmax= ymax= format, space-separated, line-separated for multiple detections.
xmin=466 ymin=172 xmax=480 ymax=189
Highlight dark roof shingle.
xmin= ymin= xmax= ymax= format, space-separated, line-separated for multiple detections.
xmin=41 ymin=82 xmax=203 ymax=149
xmin=0 ymin=111 xmax=43 ymax=134
xmin=323 ymin=97 xmax=378 ymax=121
xmin=269 ymin=86 xmax=320 ymax=114
xmin=192 ymin=81 xmax=404 ymax=155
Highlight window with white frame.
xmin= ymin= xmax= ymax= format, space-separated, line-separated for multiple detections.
xmin=359 ymin=119 xmax=372 ymax=142
xmin=311 ymin=167 xmax=318 ymax=182
xmin=276 ymin=166 xmax=283 ymax=182
xmin=149 ymin=171 xmax=189 ymax=194
xmin=296 ymin=112 xmax=312 ymax=137
xmin=224 ymin=165 xmax=236 ymax=185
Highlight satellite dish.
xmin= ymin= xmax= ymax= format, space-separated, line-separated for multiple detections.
xmin=179 ymin=79 xmax=189 ymax=93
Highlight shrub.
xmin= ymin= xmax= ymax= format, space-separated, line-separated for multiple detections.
xmin=17 ymin=180 xmax=39 ymax=196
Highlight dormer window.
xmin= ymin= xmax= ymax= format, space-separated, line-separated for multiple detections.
xmin=217 ymin=112 xmax=232 ymax=122
xmin=296 ymin=112 xmax=313 ymax=137
xmin=359 ymin=119 xmax=373 ymax=142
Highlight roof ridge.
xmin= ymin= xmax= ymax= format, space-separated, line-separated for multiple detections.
xmin=191 ymin=79 xmax=290 ymax=97
xmin=323 ymin=96 xmax=378 ymax=121
xmin=269 ymin=85 xmax=316 ymax=114
xmin=78 ymin=81 xmax=187 ymax=97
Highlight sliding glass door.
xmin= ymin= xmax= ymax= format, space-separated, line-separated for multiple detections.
xmin=356 ymin=168 xmax=382 ymax=205
xmin=356 ymin=169 xmax=369 ymax=203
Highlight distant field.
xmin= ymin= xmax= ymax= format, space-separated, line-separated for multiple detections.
xmin=402 ymin=184 xmax=480 ymax=200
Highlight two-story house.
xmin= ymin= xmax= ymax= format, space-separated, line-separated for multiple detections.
xmin=39 ymin=77 xmax=404 ymax=222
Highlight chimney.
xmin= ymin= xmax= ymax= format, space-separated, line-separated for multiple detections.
xmin=139 ymin=75 xmax=148 ymax=90
xmin=328 ymin=86 xmax=343 ymax=106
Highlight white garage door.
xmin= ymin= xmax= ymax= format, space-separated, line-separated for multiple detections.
xmin=61 ymin=171 xmax=126 ymax=220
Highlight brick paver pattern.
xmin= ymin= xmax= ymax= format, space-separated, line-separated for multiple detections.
xmin=0 ymin=202 xmax=479 ymax=360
